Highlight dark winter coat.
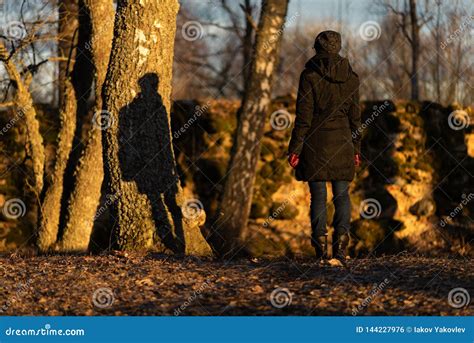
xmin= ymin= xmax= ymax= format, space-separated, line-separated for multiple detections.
xmin=288 ymin=31 xmax=360 ymax=181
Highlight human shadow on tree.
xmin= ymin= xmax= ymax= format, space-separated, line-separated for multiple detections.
xmin=116 ymin=73 xmax=185 ymax=253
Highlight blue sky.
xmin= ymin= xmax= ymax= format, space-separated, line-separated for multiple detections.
xmin=286 ymin=0 xmax=380 ymax=29
xmin=183 ymin=0 xmax=383 ymax=29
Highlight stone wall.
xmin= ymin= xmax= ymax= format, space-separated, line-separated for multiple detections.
xmin=172 ymin=98 xmax=474 ymax=257
xmin=1 ymin=99 xmax=472 ymax=256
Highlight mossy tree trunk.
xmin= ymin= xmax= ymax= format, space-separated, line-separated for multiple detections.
xmin=102 ymin=0 xmax=211 ymax=255
xmin=59 ymin=0 xmax=95 ymax=225
xmin=0 ymin=44 xmax=45 ymax=195
xmin=59 ymin=0 xmax=114 ymax=251
xmin=57 ymin=0 xmax=79 ymax=107
xmin=211 ymin=0 xmax=289 ymax=257
xmin=37 ymin=80 xmax=76 ymax=251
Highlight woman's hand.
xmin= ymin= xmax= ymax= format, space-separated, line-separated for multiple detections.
xmin=288 ymin=153 xmax=300 ymax=168
xmin=354 ymin=153 xmax=361 ymax=168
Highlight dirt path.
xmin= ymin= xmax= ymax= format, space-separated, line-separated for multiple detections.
xmin=0 ymin=253 xmax=472 ymax=315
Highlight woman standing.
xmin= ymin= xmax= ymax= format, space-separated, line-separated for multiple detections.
xmin=288 ymin=30 xmax=361 ymax=259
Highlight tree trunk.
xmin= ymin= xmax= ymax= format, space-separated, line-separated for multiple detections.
xmin=59 ymin=0 xmax=95 ymax=226
xmin=0 ymin=44 xmax=45 ymax=195
xmin=37 ymin=80 xmax=76 ymax=251
xmin=409 ymin=0 xmax=420 ymax=101
xmin=59 ymin=0 xmax=114 ymax=251
xmin=241 ymin=0 xmax=255 ymax=93
xmin=434 ymin=0 xmax=441 ymax=103
xmin=210 ymin=0 xmax=289 ymax=257
xmin=102 ymin=0 xmax=211 ymax=255
xmin=57 ymin=0 xmax=79 ymax=108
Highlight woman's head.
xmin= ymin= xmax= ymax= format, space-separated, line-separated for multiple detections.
xmin=314 ymin=30 xmax=341 ymax=54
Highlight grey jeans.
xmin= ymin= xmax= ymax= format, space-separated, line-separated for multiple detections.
xmin=308 ymin=181 xmax=351 ymax=244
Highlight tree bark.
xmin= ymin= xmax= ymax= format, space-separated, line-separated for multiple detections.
xmin=434 ymin=0 xmax=441 ymax=103
xmin=102 ymin=0 xmax=211 ymax=255
xmin=210 ymin=0 xmax=289 ymax=257
xmin=409 ymin=0 xmax=420 ymax=101
xmin=59 ymin=0 xmax=95 ymax=223
xmin=0 ymin=44 xmax=45 ymax=195
xmin=37 ymin=80 xmax=76 ymax=251
xmin=57 ymin=0 xmax=79 ymax=108
xmin=59 ymin=0 xmax=114 ymax=251
xmin=241 ymin=0 xmax=255 ymax=93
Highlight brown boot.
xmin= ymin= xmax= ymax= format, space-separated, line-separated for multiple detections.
xmin=332 ymin=233 xmax=350 ymax=259
xmin=313 ymin=235 xmax=327 ymax=259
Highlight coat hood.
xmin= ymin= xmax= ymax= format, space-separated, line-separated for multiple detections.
xmin=314 ymin=30 xmax=341 ymax=54
xmin=306 ymin=30 xmax=353 ymax=83
xmin=305 ymin=53 xmax=353 ymax=83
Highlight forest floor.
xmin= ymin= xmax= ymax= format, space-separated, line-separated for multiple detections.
xmin=0 ymin=253 xmax=472 ymax=316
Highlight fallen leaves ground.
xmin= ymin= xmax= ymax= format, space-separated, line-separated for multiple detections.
xmin=0 ymin=253 xmax=472 ymax=316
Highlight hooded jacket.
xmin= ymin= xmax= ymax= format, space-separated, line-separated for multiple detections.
xmin=288 ymin=30 xmax=360 ymax=181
